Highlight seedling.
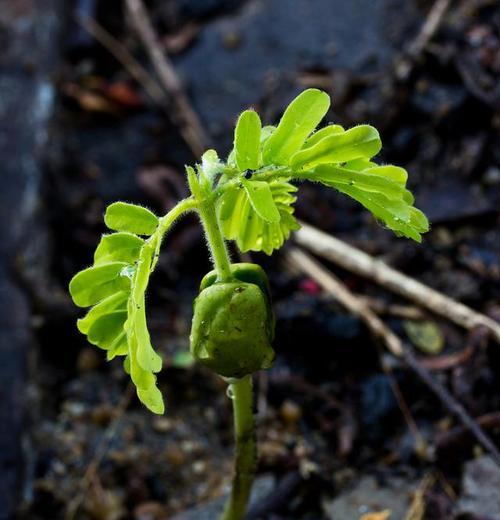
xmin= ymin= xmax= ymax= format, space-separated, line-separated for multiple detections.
xmin=69 ymin=89 xmax=428 ymax=519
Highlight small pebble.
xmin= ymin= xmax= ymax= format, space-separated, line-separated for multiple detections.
xmin=134 ymin=501 xmax=168 ymax=520
xmin=280 ymin=399 xmax=302 ymax=425
xmin=152 ymin=417 xmax=174 ymax=433
xmin=164 ymin=445 xmax=186 ymax=467
xmin=77 ymin=348 xmax=101 ymax=373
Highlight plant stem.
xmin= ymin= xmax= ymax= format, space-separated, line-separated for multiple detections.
xmin=151 ymin=197 xmax=198 ymax=270
xmin=221 ymin=375 xmax=257 ymax=520
xmin=197 ymin=196 xmax=233 ymax=282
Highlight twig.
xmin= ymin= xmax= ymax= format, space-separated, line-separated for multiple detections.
xmin=409 ymin=0 xmax=452 ymax=59
xmin=287 ymin=247 xmax=422 ymax=448
xmin=76 ymin=14 xmax=165 ymax=105
xmin=359 ymin=295 xmax=424 ymax=320
xmin=286 ymin=246 xmax=500 ymax=467
xmin=403 ymin=350 xmax=500 ymax=466
xmin=124 ymin=0 xmax=209 ymax=157
xmin=293 ymin=223 xmax=500 ymax=344
xmin=64 ymin=384 xmax=134 ymax=520
xmin=404 ymin=474 xmax=434 ymax=520
xmin=397 ymin=0 xmax=453 ymax=80
xmin=287 ymin=247 xmax=404 ymax=356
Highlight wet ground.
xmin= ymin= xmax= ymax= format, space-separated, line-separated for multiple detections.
xmin=2 ymin=0 xmax=500 ymax=518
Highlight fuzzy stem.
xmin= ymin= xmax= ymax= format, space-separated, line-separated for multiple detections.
xmin=150 ymin=197 xmax=198 ymax=271
xmin=220 ymin=375 xmax=257 ymax=520
xmin=197 ymin=197 xmax=232 ymax=282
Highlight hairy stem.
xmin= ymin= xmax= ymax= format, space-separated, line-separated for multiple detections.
xmin=197 ymin=194 xmax=233 ymax=283
xmin=151 ymin=197 xmax=198 ymax=270
xmin=221 ymin=375 xmax=257 ymax=520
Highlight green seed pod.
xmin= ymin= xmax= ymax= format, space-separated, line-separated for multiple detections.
xmin=190 ymin=264 xmax=275 ymax=378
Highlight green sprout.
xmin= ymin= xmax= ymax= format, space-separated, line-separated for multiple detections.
xmin=69 ymin=89 xmax=429 ymax=519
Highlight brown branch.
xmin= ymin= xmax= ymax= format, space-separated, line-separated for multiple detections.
xmin=76 ymin=14 xmax=165 ymax=105
xmin=286 ymin=246 xmax=500 ymax=467
xmin=397 ymin=0 xmax=453 ymax=80
xmin=293 ymin=223 xmax=500 ymax=344
xmin=124 ymin=0 xmax=210 ymax=157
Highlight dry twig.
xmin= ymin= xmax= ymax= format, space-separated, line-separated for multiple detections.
xmin=294 ymin=223 xmax=500 ymax=344
xmin=286 ymin=246 xmax=500 ymax=466
xmin=397 ymin=0 xmax=453 ymax=80
xmin=76 ymin=14 xmax=165 ymax=105
xmin=124 ymin=0 xmax=209 ymax=157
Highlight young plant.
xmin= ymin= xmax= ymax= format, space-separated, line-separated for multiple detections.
xmin=69 ymin=89 xmax=429 ymax=519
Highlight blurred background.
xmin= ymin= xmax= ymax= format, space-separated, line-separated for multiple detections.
xmin=1 ymin=0 xmax=500 ymax=518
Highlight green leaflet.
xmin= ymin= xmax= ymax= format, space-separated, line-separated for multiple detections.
xmin=241 ymin=178 xmax=280 ymax=222
xmin=87 ymin=311 xmax=128 ymax=350
xmin=363 ymin=165 xmax=408 ymax=184
xmin=311 ymin=164 xmax=411 ymax=201
xmin=69 ymin=262 xmax=130 ymax=307
xmin=77 ymin=291 xmax=128 ymax=334
xmin=290 ymin=125 xmax=381 ymax=169
xmin=263 ymin=89 xmax=330 ymax=165
xmin=227 ymin=125 xmax=274 ymax=167
xmin=218 ymin=179 xmax=299 ymax=255
xmin=105 ymin=202 xmax=159 ymax=236
xmin=234 ymin=110 xmax=262 ymax=170
xmin=302 ymin=124 xmax=344 ymax=149
xmin=94 ymin=232 xmax=145 ymax=265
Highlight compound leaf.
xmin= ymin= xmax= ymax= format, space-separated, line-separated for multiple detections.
xmin=234 ymin=110 xmax=262 ymax=170
xmin=290 ymin=125 xmax=381 ymax=169
xmin=263 ymin=89 xmax=330 ymax=165
xmin=105 ymin=202 xmax=159 ymax=236
xmin=219 ymin=179 xmax=299 ymax=254
xmin=69 ymin=262 xmax=130 ymax=307
xmin=94 ymin=232 xmax=144 ymax=265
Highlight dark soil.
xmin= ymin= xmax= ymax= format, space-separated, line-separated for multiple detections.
xmin=2 ymin=0 xmax=500 ymax=519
